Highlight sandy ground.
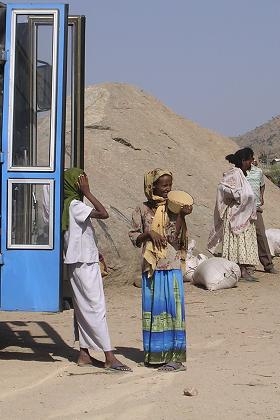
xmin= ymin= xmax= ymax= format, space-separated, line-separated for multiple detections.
xmin=0 ymin=259 xmax=280 ymax=420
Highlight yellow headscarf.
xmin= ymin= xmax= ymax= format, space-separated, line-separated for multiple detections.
xmin=144 ymin=168 xmax=173 ymax=204
xmin=143 ymin=169 xmax=172 ymax=277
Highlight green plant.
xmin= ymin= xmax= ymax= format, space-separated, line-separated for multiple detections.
xmin=264 ymin=165 xmax=280 ymax=187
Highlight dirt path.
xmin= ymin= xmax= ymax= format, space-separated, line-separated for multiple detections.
xmin=0 ymin=260 xmax=280 ymax=420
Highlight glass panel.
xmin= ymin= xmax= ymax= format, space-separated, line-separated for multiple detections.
xmin=10 ymin=182 xmax=52 ymax=247
xmin=11 ymin=14 xmax=55 ymax=168
xmin=64 ymin=17 xmax=85 ymax=170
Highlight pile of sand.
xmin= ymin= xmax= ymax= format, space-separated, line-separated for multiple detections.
xmin=83 ymin=83 xmax=280 ymax=284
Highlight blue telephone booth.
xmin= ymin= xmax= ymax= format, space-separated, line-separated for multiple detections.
xmin=0 ymin=3 xmax=85 ymax=311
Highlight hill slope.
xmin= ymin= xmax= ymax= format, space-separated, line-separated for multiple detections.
xmin=83 ymin=83 xmax=280 ymax=283
xmin=233 ymin=115 xmax=280 ymax=160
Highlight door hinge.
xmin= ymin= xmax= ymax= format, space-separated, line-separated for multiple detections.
xmin=0 ymin=254 xmax=4 ymax=265
xmin=0 ymin=152 xmax=4 ymax=163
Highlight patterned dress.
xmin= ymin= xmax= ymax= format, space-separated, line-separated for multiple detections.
xmin=129 ymin=203 xmax=187 ymax=365
xmin=222 ymin=208 xmax=259 ymax=266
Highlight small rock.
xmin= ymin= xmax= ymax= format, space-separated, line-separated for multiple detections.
xmin=183 ymin=387 xmax=198 ymax=397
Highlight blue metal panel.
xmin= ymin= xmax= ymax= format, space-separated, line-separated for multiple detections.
xmin=0 ymin=4 xmax=68 ymax=311
xmin=1 ymin=251 xmax=61 ymax=311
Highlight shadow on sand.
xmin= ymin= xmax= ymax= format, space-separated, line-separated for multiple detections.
xmin=114 ymin=346 xmax=144 ymax=363
xmin=0 ymin=320 xmax=78 ymax=363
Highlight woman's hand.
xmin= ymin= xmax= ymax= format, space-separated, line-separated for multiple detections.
xmin=149 ymin=231 xmax=167 ymax=250
xmin=180 ymin=204 xmax=193 ymax=217
xmin=77 ymin=173 xmax=91 ymax=196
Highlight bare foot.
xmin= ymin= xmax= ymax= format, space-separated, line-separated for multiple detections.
xmin=77 ymin=348 xmax=103 ymax=367
xmin=77 ymin=348 xmax=91 ymax=365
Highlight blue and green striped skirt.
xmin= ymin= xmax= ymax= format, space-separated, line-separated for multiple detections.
xmin=142 ymin=269 xmax=186 ymax=365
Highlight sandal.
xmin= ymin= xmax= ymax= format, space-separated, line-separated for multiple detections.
xmin=240 ymin=267 xmax=258 ymax=282
xmin=158 ymin=362 xmax=186 ymax=372
xmin=105 ymin=363 xmax=132 ymax=372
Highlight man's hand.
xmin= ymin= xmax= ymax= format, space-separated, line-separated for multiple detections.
xmin=77 ymin=173 xmax=91 ymax=196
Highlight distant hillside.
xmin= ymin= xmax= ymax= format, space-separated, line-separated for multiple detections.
xmin=233 ymin=115 xmax=280 ymax=161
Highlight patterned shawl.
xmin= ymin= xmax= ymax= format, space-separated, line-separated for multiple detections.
xmin=208 ymin=167 xmax=257 ymax=253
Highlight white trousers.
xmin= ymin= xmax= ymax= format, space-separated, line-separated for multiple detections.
xmin=68 ymin=262 xmax=112 ymax=351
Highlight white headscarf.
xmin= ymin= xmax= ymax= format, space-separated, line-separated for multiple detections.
xmin=208 ymin=167 xmax=257 ymax=253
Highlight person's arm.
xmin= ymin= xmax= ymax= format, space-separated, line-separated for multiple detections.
xmin=260 ymin=184 xmax=265 ymax=206
xmin=129 ymin=206 xmax=166 ymax=250
xmin=175 ymin=205 xmax=193 ymax=237
xmin=136 ymin=231 xmax=166 ymax=250
xmin=221 ymin=185 xmax=240 ymax=205
xmin=220 ymin=171 xmax=240 ymax=205
xmin=77 ymin=174 xmax=109 ymax=219
xmin=260 ymin=170 xmax=265 ymax=206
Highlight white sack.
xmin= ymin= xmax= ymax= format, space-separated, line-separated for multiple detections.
xmin=192 ymin=257 xmax=241 ymax=291
xmin=265 ymin=228 xmax=280 ymax=257
xmin=184 ymin=239 xmax=208 ymax=282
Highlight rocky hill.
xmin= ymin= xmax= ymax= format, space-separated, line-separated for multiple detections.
xmin=233 ymin=115 xmax=280 ymax=161
xmin=82 ymin=83 xmax=280 ymax=284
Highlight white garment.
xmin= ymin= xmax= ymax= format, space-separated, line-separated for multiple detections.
xmin=69 ymin=262 xmax=112 ymax=351
xmin=208 ymin=167 xmax=257 ymax=253
xmin=64 ymin=199 xmax=111 ymax=351
xmin=64 ymin=200 xmax=99 ymax=264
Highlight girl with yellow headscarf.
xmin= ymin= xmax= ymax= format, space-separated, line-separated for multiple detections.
xmin=129 ymin=169 xmax=193 ymax=371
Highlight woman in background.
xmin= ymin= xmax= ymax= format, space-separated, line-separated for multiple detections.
xmin=208 ymin=148 xmax=259 ymax=281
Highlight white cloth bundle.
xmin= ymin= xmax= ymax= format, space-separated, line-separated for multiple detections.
xmin=192 ymin=257 xmax=241 ymax=291
xmin=184 ymin=240 xmax=208 ymax=282
xmin=265 ymin=228 xmax=280 ymax=257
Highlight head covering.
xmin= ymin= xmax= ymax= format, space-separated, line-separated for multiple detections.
xmin=144 ymin=168 xmax=173 ymax=204
xmin=62 ymin=168 xmax=84 ymax=231
xmin=143 ymin=169 xmax=175 ymax=277
xmin=208 ymin=167 xmax=257 ymax=253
